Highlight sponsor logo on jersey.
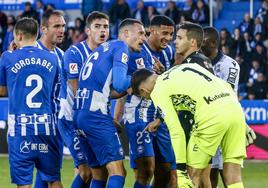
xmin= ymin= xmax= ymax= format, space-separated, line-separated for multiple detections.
xmin=17 ymin=114 xmax=52 ymax=125
xmin=69 ymin=63 xmax=78 ymax=74
xmin=227 ymin=68 xmax=238 ymax=85
xmin=137 ymin=145 xmax=144 ymax=154
xmin=121 ymin=53 xmax=128 ymax=64
xmin=203 ymin=92 xmax=230 ymax=105
xmin=136 ymin=58 xmax=145 ymax=69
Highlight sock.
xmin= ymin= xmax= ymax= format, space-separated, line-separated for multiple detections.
xmin=71 ymin=174 xmax=90 ymax=188
xmin=134 ymin=180 xmax=151 ymax=188
xmin=106 ymin=175 xmax=125 ymax=188
xmin=90 ymin=179 xmax=106 ymax=188
xmin=34 ymin=171 xmax=48 ymax=188
xmin=227 ymin=182 xmax=244 ymax=188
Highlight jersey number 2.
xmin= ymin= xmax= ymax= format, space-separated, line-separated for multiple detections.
xmin=26 ymin=74 xmax=43 ymax=108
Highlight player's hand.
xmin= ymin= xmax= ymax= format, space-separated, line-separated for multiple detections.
xmin=147 ymin=118 xmax=161 ymax=132
xmin=246 ymin=125 xmax=256 ymax=146
xmin=153 ymin=56 xmax=165 ymax=74
xmin=8 ymin=40 xmax=17 ymax=51
xmin=113 ymin=119 xmax=124 ymax=133
xmin=177 ymin=169 xmax=194 ymax=188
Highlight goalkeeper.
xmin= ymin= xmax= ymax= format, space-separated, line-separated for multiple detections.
xmin=131 ymin=63 xmax=247 ymax=188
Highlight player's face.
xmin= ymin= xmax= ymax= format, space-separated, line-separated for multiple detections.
xmin=128 ymin=23 xmax=146 ymax=52
xmin=86 ymin=18 xmax=109 ymax=45
xmin=175 ymin=29 xmax=191 ymax=56
xmin=151 ymin=25 xmax=174 ymax=50
xmin=44 ymin=15 xmax=66 ymax=44
xmin=201 ymin=35 xmax=212 ymax=57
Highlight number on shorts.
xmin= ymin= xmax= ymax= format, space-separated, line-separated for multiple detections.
xmin=73 ymin=137 xmax=80 ymax=150
xmin=136 ymin=131 xmax=151 ymax=144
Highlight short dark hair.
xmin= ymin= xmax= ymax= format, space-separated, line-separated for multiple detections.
xmin=177 ymin=22 xmax=204 ymax=48
xmin=150 ymin=15 xmax=175 ymax=27
xmin=131 ymin=69 xmax=154 ymax=96
xmin=41 ymin=10 xmax=64 ymax=26
xmin=118 ymin=18 xmax=143 ymax=32
xmin=86 ymin=11 xmax=109 ymax=27
xmin=203 ymin=26 xmax=220 ymax=47
xmin=14 ymin=17 xmax=38 ymax=39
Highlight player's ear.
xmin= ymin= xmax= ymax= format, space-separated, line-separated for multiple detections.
xmin=123 ymin=28 xmax=129 ymax=38
xmin=40 ymin=25 xmax=47 ymax=34
xmin=85 ymin=27 xmax=90 ymax=36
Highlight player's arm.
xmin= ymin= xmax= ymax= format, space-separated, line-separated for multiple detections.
xmin=223 ymin=60 xmax=240 ymax=93
xmin=112 ymin=44 xmax=131 ymax=93
xmin=151 ymin=85 xmax=186 ymax=165
xmin=64 ymin=48 xmax=82 ymax=95
xmin=0 ymin=55 xmax=8 ymax=96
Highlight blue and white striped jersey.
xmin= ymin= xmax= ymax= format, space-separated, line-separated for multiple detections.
xmin=0 ymin=46 xmax=59 ymax=136
xmin=36 ymin=40 xmax=64 ymax=115
xmin=142 ymin=42 xmax=175 ymax=70
xmin=124 ymin=49 xmax=155 ymax=124
xmin=74 ymin=40 xmax=130 ymax=122
xmin=59 ymin=40 xmax=92 ymax=121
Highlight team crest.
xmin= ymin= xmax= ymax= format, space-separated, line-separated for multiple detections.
xmin=121 ymin=53 xmax=128 ymax=64
xmin=69 ymin=63 xmax=78 ymax=74
xmin=136 ymin=58 xmax=145 ymax=69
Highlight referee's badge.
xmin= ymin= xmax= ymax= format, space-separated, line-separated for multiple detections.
xmin=136 ymin=58 xmax=145 ymax=69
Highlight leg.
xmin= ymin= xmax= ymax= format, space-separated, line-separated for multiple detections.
xmin=188 ymin=167 xmax=205 ymax=188
xmin=222 ymin=162 xmax=243 ymax=187
xmin=168 ymin=169 xmax=177 ymax=188
xmin=200 ymin=165 xmax=212 ymax=188
xmin=210 ymin=168 xmax=219 ymax=188
xmin=90 ymin=166 xmax=108 ymax=188
xmin=134 ymin=157 xmax=155 ymax=187
xmin=48 ymin=181 xmax=63 ymax=188
xmin=219 ymin=169 xmax=227 ymax=188
xmin=153 ymin=162 xmax=171 ymax=188
xmin=106 ymin=160 xmax=126 ymax=188
xmin=17 ymin=186 xmax=31 ymax=188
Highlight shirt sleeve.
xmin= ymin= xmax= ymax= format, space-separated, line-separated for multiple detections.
xmin=0 ymin=54 xmax=7 ymax=86
xmin=64 ymin=47 xmax=83 ymax=80
xmin=223 ymin=60 xmax=240 ymax=93
xmin=112 ymin=42 xmax=130 ymax=93
xmin=151 ymin=81 xmax=187 ymax=164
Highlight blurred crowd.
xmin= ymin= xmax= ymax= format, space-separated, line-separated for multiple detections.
xmin=0 ymin=0 xmax=268 ymax=100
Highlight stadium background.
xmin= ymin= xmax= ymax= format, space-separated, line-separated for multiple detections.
xmin=0 ymin=0 xmax=268 ymax=187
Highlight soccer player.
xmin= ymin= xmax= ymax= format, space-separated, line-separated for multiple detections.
xmin=74 ymin=18 xmax=146 ymax=188
xmin=114 ymin=49 xmax=154 ymax=188
xmin=142 ymin=15 xmax=177 ymax=188
xmin=59 ymin=11 xmax=109 ymax=187
xmin=35 ymin=10 xmax=66 ymax=188
xmin=0 ymin=18 xmax=62 ymax=188
xmin=131 ymin=64 xmax=247 ymax=188
xmin=201 ymin=26 xmax=256 ymax=188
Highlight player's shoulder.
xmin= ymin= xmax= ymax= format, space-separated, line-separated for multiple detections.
xmin=221 ymin=54 xmax=239 ymax=69
xmin=111 ymin=40 xmax=128 ymax=48
xmin=191 ymin=52 xmax=211 ymax=63
xmin=1 ymin=50 xmax=13 ymax=58
xmin=55 ymin=47 xmax=64 ymax=56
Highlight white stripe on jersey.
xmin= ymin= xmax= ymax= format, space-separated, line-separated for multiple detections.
xmin=82 ymin=42 xmax=90 ymax=58
xmin=8 ymin=114 xmax=15 ymax=136
xmin=21 ymin=114 xmax=26 ymax=136
xmin=143 ymin=44 xmax=155 ymax=65
xmin=34 ymin=113 xmax=38 ymax=135
xmin=72 ymin=45 xmax=84 ymax=63
xmin=162 ymin=50 xmax=170 ymax=69
xmin=124 ymin=95 xmax=141 ymax=124
xmin=44 ymin=113 xmax=50 ymax=135
xmin=167 ymin=45 xmax=173 ymax=60
xmin=52 ymin=114 xmax=56 ymax=136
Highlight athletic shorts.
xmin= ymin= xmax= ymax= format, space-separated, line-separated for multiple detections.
xmin=58 ymin=117 xmax=88 ymax=167
xmin=126 ymin=122 xmax=154 ymax=169
xmin=187 ymin=110 xmax=246 ymax=169
xmin=8 ymin=135 xmax=62 ymax=185
xmin=74 ymin=110 xmax=124 ymax=167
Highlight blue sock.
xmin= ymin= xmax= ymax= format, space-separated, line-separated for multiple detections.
xmin=106 ymin=175 xmax=125 ymax=188
xmin=134 ymin=181 xmax=151 ymax=188
xmin=90 ymin=179 xmax=106 ymax=188
xmin=71 ymin=174 xmax=90 ymax=188
xmin=34 ymin=171 xmax=48 ymax=188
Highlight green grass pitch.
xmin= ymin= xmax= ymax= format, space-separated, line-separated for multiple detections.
xmin=0 ymin=156 xmax=268 ymax=187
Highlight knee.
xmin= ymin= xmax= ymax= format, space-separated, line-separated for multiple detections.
xmin=79 ymin=169 xmax=92 ymax=183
